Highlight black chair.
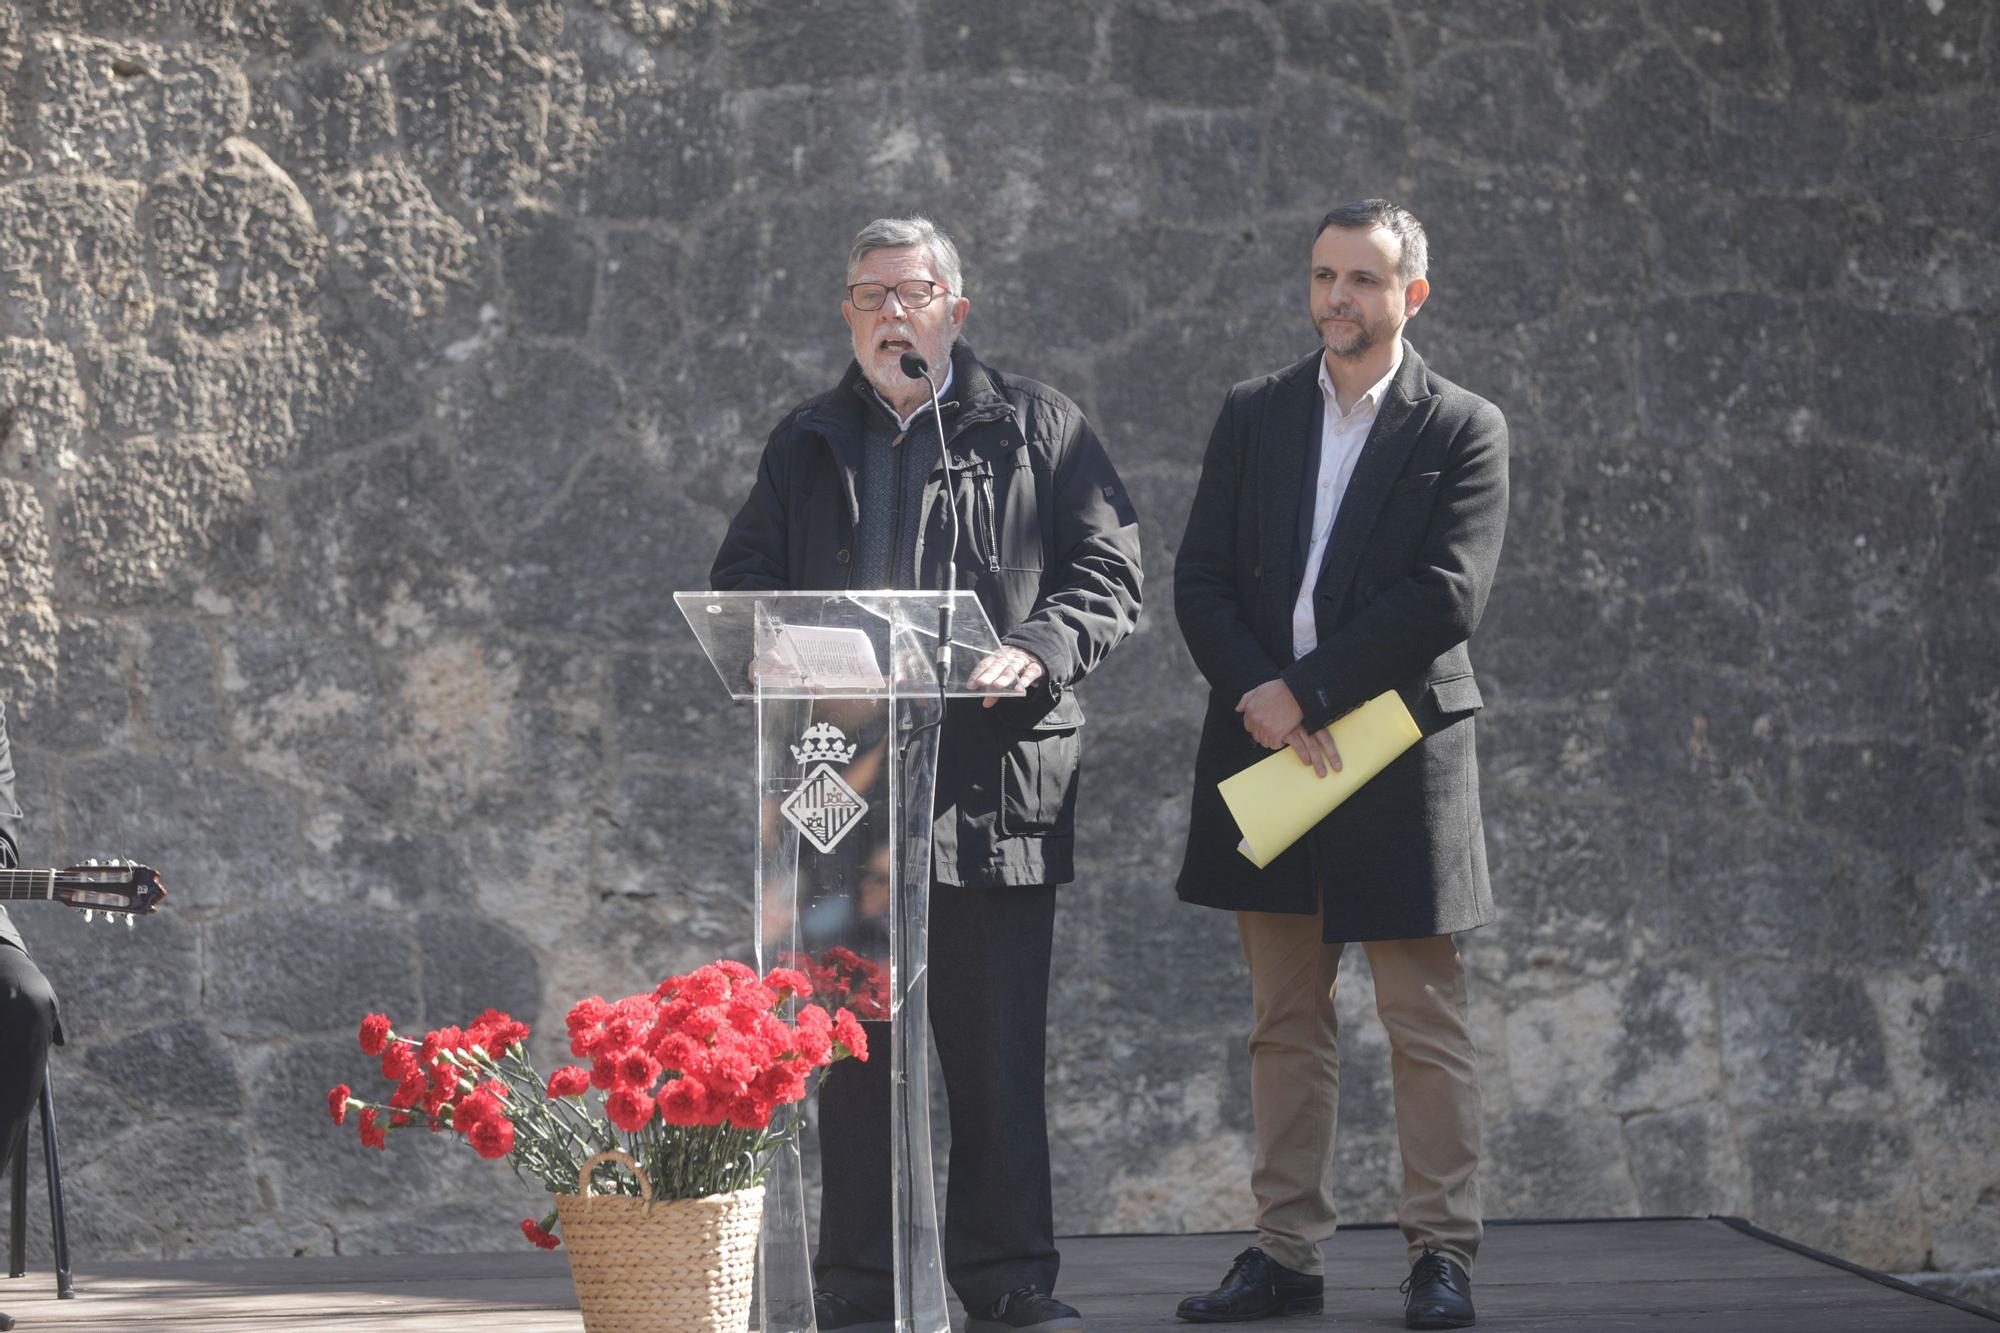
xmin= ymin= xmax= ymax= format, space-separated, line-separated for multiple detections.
xmin=6 ymin=1069 xmax=72 ymax=1302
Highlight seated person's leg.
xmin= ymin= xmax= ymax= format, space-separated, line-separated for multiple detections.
xmin=0 ymin=942 xmax=54 ymax=1331
xmin=0 ymin=942 xmax=55 ymax=1177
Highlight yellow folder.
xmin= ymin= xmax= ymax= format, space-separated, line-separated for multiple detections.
xmin=1219 ymin=689 xmax=1422 ymax=869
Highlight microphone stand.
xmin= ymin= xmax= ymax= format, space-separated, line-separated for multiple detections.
xmin=893 ymin=350 xmax=954 ymax=1333
xmin=899 ymin=351 xmax=958 ymax=687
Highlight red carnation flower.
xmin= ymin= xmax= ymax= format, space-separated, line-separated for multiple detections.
xmin=698 ymin=1043 xmax=758 ymax=1100
xmin=793 ymin=1006 xmax=834 ymax=1064
xmin=605 ymin=1086 xmax=654 ymax=1133
xmin=653 ymin=1031 xmax=701 ymax=1072
xmin=715 ymin=959 xmax=757 ymax=984
xmin=739 ymin=1063 xmax=808 ymax=1126
xmin=677 ymin=967 xmax=731 ymax=1007
xmin=469 ymin=1009 xmax=531 ymax=1056
xmin=468 ymin=1115 xmax=515 ymax=1160
xmin=545 ymin=1066 xmax=590 ymax=1098
xmin=602 ymin=1013 xmax=646 ymax=1050
xmin=681 ymin=1004 xmax=729 ymax=1041
xmin=762 ymin=966 xmax=813 ymax=999
xmin=358 ymin=1108 xmax=387 ymax=1150
xmin=614 ymin=1049 xmax=662 ymax=1092
xmin=419 ymin=1026 xmax=464 ymax=1065
xmin=327 ymin=1085 xmax=353 ymax=1126
xmin=389 ymin=1071 xmax=426 ymax=1111
xmin=521 ymin=1218 xmax=561 ymax=1250
xmin=833 ymin=1009 xmax=869 ymax=1062
xmin=467 ymin=1007 xmax=509 ymax=1035
xmin=381 ymin=1042 xmax=416 ymax=1081
xmin=729 ymin=979 xmax=777 ymax=1014
xmin=857 ymin=972 xmax=891 ymax=1021
xmin=566 ymin=998 xmax=609 ymax=1050
xmin=746 ymin=1011 xmax=793 ymax=1053
xmin=358 ymin=1014 xmax=393 ymax=1057
xmin=454 ymin=1083 xmax=506 ymax=1134
xmin=657 ymin=1075 xmax=711 ymax=1127
xmin=424 ymin=1065 xmax=459 ymax=1115
xmin=726 ymin=1089 xmax=779 ymax=1130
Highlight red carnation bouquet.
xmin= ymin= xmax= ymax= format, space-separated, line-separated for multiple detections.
xmin=325 ymin=959 xmax=867 ymax=1249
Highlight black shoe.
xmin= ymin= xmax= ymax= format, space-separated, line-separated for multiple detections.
xmin=1176 ymin=1246 xmax=1325 ymax=1322
xmin=1402 ymin=1247 xmax=1475 ymax=1329
xmin=813 ymin=1287 xmax=895 ymax=1332
xmin=967 ymin=1286 xmax=1087 ymax=1332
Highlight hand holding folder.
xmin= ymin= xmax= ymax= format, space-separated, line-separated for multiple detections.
xmin=1219 ymin=690 xmax=1422 ymax=869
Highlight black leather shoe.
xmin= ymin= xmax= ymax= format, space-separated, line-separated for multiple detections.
xmin=813 ymin=1287 xmax=895 ymax=1332
xmin=1176 ymin=1246 xmax=1325 ymax=1322
xmin=1402 ymin=1247 xmax=1475 ymax=1329
xmin=967 ymin=1286 xmax=1087 ymax=1331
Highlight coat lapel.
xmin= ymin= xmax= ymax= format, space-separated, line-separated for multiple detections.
xmin=1313 ymin=344 xmax=1436 ymax=608
xmin=1257 ymin=350 xmax=1324 ymax=592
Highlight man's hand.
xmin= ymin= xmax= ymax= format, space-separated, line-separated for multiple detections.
xmin=970 ymin=645 xmax=1046 ymax=707
xmin=745 ymin=646 xmax=804 ymax=689
xmin=1283 ymin=726 xmax=1343 ymax=777
xmin=1236 ymin=678 xmax=1305 ymax=748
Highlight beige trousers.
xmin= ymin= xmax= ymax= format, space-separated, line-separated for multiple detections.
xmin=1236 ymin=909 xmax=1483 ymax=1275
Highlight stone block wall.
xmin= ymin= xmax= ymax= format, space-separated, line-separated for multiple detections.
xmin=0 ymin=0 xmax=1994 ymax=1301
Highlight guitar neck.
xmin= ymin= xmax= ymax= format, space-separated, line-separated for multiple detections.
xmin=0 ymin=869 xmax=62 ymax=901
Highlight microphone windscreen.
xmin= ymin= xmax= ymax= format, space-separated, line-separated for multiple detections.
xmin=899 ymin=350 xmax=930 ymax=380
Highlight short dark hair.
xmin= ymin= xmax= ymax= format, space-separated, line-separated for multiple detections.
xmin=1313 ymin=199 xmax=1428 ymax=282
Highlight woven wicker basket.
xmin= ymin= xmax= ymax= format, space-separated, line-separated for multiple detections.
xmin=554 ymin=1150 xmax=764 ymax=1333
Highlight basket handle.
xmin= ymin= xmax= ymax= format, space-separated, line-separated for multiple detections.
xmin=576 ymin=1149 xmax=654 ymax=1202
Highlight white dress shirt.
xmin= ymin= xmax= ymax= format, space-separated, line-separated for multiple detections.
xmin=1292 ymin=342 xmax=1403 ymax=660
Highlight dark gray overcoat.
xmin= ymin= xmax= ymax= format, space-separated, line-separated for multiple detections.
xmin=1173 ymin=343 xmax=1508 ymax=941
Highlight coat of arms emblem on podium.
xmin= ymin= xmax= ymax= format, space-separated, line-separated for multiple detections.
xmin=780 ymin=723 xmax=868 ymax=854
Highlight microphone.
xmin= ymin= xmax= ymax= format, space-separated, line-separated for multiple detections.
xmin=900 ymin=351 xmax=959 ymax=683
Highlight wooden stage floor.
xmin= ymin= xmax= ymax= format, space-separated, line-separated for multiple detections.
xmin=1 ymin=1219 xmax=1991 ymax=1331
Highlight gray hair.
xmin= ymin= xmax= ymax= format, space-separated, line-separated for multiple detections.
xmin=847 ymin=215 xmax=966 ymax=297
xmin=1313 ymin=199 xmax=1429 ymax=283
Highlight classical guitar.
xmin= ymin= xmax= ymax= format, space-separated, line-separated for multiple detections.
xmin=0 ymin=860 xmax=166 ymax=924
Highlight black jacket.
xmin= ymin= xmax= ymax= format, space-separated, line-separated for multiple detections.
xmin=712 ymin=341 xmax=1142 ymax=887
xmin=1174 ymin=344 xmax=1508 ymax=940
xmin=1 ymin=702 xmax=28 ymax=953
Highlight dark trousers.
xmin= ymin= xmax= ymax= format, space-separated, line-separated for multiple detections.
xmin=0 ymin=944 xmax=56 ymax=1181
xmin=815 ymin=881 xmax=1059 ymax=1315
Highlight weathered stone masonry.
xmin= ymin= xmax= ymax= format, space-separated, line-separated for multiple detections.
xmin=0 ymin=0 xmax=1994 ymax=1307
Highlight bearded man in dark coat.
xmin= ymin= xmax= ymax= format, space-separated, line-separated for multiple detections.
xmin=1172 ymin=200 xmax=1507 ymax=1331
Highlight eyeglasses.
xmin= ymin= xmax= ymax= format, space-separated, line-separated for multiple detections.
xmin=845 ymin=280 xmax=948 ymax=312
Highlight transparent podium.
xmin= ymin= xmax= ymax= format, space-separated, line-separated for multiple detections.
xmin=675 ymin=590 xmax=1017 ymax=1333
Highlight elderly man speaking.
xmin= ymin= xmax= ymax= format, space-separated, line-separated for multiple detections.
xmin=711 ymin=216 xmax=1142 ymax=1333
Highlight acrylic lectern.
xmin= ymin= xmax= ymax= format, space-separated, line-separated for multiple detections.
xmin=676 ymin=590 xmax=1015 ymax=1333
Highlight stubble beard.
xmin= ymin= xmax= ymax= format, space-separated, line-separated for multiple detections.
xmin=1318 ymin=311 xmax=1381 ymax=360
